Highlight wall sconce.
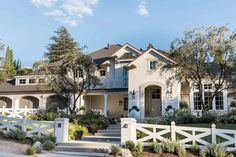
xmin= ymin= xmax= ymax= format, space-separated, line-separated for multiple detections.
xmin=130 ymin=90 xmax=135 ymax=99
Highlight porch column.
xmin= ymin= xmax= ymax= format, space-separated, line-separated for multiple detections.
xmin=13 ymin=97 xmax=20 ymax=108
xmin=103 ymin=94 xmax=108 ymax=117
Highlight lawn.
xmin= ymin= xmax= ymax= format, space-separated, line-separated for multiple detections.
xmin=179 ymin=123 xmax=236 ymax=130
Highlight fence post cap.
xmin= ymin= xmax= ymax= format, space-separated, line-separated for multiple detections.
xmin=171 ymin=121 xmax=175 ymax=125
xmin=211 ymin=123 xmax=216 ymax=128
xmin=55 ymin=118 xmax=69 ymax=123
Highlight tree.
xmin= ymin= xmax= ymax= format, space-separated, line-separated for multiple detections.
xmin=170 ymin=25 xmax=236 ymax=111
xmin=4 ymin=46 xmax=16 ymax=78
xmin=0 ymin=40 xmax=6 ymax=83
xmin=13 ymin=59 xmax=22 ymax=74
xmin=45 ymin=27 xmax=99 ymax=114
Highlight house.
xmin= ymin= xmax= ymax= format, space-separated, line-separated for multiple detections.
xmin=0 ymin=43 xmax=233 ymax=119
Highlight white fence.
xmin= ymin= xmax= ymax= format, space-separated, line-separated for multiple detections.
xmin=121 ymin=118 xmax=236 ymax=151
xmin=0 ymin=115 xmax=69 ymax=143
xmin=0 ymin=106 xmax=37 ymax=118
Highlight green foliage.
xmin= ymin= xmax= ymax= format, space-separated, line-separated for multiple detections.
xmin=7 ymin=129 xmax=26 ymax=141
xmin=191 ymin=142 xmax=200 ymax=153
xmin=28 ymin=107 xmax=61 ymax=121
xmin=199 ymin=148 xmax=208 ymax=157
xmin=135 ymin=142 xmax=144 ymax=157
xmin=32 ymin=141 xmax=43 ymax=153
xmin=124 ymin=140 xmax=136 ymax=152
xmin=4 ymin=46 xmax=16 ymax=78
xmin=110 ymin=145 xmax=122 ymax=157
xmin=25 ymin=146 xmax=36 ymax=155
xmin=149 ymin=142 xmax=163 ymax=154
xmin=175 ymin=110 xmax=196 ymax=124
xmin=175 ymin=141 xmax=186 ymax=156
xmin=202 ymin=111 xmax=220 ymax=123
xmin=207 ymin=144 xmax=227 ymax=157
xmin=144 ymin=116 xmax=169 ymax=125
xmin=42 ymin=140 xmax=55 ymax=151
xmin=179 ymin=100 xmax=188 ymax=109
xmin=68 ymin=123 xmax=88 ymax=140
xmin=32 ymin=134 xmax=56 ymax=144
xmin=162 ymin=139 xmax=175 ymax=153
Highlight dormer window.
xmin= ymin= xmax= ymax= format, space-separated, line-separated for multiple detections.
xmin=19 ymin=79 xmax=26 ymax=84
xmin=149 ymin=60 xmax=157 ymax=70
xmin=29 ymin=79 xmax=36 ymax=84
xmin=100 ymin=70 xmax=106 ymax=76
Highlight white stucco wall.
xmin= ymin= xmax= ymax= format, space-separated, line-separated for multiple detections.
xmin=128 ymin=49 xmax=181 ymax=119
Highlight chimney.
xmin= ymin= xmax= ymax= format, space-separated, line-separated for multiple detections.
xmin=140 ymin=48 xmax=143 ymax=51
xmin=107 ymin=43 xmax=110 ymax=49
xmin=147 ymin=43 xmax=154 ymax=50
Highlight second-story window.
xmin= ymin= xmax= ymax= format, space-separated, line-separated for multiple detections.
xmin=100 ymin=70 xmax=106 ymax=76
xmin=204 ymin=84 xmax=212 ymax=90
xmin=149 ymin=60 xmax=157 ymax=70
xmin=19 ymin=79 xmax=26 ymax=84
xmin=79 ymin=70 xmax=83 ymax=78
xmin=29 ymin=79 xmax=36 ymax=84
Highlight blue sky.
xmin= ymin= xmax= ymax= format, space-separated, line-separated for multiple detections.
xmin=0 ymin=0 xmax=236 ymax=66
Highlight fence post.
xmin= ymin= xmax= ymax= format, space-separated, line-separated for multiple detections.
xmin=211 ymin=124 xmax=216 ymax=144
xmin=171 ymin=121 xmax=176 ymax=141
xmin=22 ymin=116 xmax=27 ymax=132
xmin=54 ymin=118 xmax=69 ymax=143
xmin=2 ymin=106 xmax=5 ymax=115
xmin=24 ymin=106 xmax=27 ymax=116
xmin=121 ymin=118 xmax=137 ymax=144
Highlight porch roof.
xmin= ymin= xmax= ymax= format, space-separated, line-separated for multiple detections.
xmin=87 ymin=88 xmax=128 ymax=94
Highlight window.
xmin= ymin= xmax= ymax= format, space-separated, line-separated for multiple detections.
xmin=194 ymin=92 xmax=201 ymax=110
xmin=204 ymin=84 xmax=212 ymax=90
xmin=149 ymin=61 xmax=157 ymax=70
xmin=124 ymin=98 xmax=128 ymax=111
xmin=29 ymin=79 xmax=36 ymax=84
xmin=216 ymin=92 xmax=224 ymax=110
xmin=204 ymin=92 xmax=213 ymax=110
xmin=123 ymin=68 xmax=128 ymax=86
xmin=100 ymin=70 xmax=106 ymax=76
xmin=79 ymin=70 xmax=83 ymax=78
xmin=38 ymin=78 xmax=45 ymax=83
xmin=194 ymin=84 xmax=199 ymax=90
xmin=19 ymin=79 xmax=26 ymax=84
xmin=152 ymin=88 xmax=160 ymax=99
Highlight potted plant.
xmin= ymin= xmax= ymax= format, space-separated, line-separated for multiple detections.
xmin=129 ymin=105 xmax=140 ymax=119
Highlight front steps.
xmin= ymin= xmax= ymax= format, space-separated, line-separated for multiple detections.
xmin=55 ymin=124 xmax=121 ymax=154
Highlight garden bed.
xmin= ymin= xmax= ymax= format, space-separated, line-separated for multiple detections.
xmin=143 ymin=150 xmax=198 ymax=157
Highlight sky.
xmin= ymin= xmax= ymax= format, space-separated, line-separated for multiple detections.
xmin=0 ymin=0 xmax=236 ymax=66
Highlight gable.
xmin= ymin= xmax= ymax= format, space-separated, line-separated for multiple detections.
xmin=127 ymin=48 xmax=176 ymax=68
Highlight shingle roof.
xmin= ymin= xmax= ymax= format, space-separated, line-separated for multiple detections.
xmin=0 ymin=82 xmax=52 ymax=94
xmin=89 ymin=44 xmax=122 ymax=60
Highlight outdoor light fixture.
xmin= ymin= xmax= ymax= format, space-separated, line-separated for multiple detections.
xmin=130 ymin=90 xmax=135 ymax=99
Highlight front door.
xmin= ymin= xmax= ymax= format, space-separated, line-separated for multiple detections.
xmin=145 ymin=86 xmax=161 ymax=117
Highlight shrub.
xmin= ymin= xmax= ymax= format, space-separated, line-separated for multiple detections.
xmin=199 ymin=148 xmax=208 ymax=157
xmin=7 ymin=129 xmax=26 ymax=141
xmin=162 ymin=139 xmax=175 ymax=153
xmin=42 ymin=140 xmax=55 ymax=151
xmin=124 ymin=140 xmax=136 ymax=152
xmin=207 ymin=144 xmax=226 ymax=157
xmin=151 ymin=142 xmax=163 ymax=155
xmin=176 ymin=110 xmax=196 ymax=124
xmin=68 ymin=123 xmax=89 ymax=140
xmin=175 ymin=141 xmax=186 ymax=156
xmin=33 ymin=141 xmax=43 ymax=153
xmin=179 ymin=100 xmax=188 ymax=109
xmin=110 ymin=145 xmax=121 ymax=157
xmin=32 ymin=134 xmax=56 ymax=144
xmin=145 ymin=117 xmax=169 ymax=125
xmin=191 ymin=142 xmax=200 ymax=153
xmin=25 ymin=146 xmax=36 ymax=155
xmin=135 ymin=142 xmax=144 ymax=157
xmin=201 ymin=111 xmax=220 ymax=123
xmin=227 ymin=153 xmax=234 ymax=157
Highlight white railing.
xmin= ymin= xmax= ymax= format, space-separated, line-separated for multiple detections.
xmin=121 ymin=118 xmax=236 ymax=151
xmin=0 ymin=106 xmax=37 ymax=118
xmin=0 ymin=115 xmax=69 ymax=143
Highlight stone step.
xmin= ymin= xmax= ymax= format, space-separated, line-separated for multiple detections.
xmin=56 ymin=141 xmax=119 ymax=154
xmin=97 ymin=129 xmax=121 ymax=134
xmin=53 ymin=151 xmax=108 ymax=157
xmin=107 ymin=126 xmax=121 ymax=130
xmin=82 ymin=135 xmax=121 ymax=142
xmin=95 ymin=132 xmax=121 ymax=136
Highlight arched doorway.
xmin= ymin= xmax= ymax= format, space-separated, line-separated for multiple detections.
xmin=19 ymin=96 xmax=39 ymax=109
xmin=0 ymin=97 xmax=12 ymax=108
xmin=145 ymin=85 xmax=162 ymax=117
xmin=46 ymin=95 xmax=67 ymax=109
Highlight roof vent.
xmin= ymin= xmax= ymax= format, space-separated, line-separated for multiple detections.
xmin=147 ymin=43 xmax=154 ymax=50
xmin=106 ymin=43 xmax=110 ymax=49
